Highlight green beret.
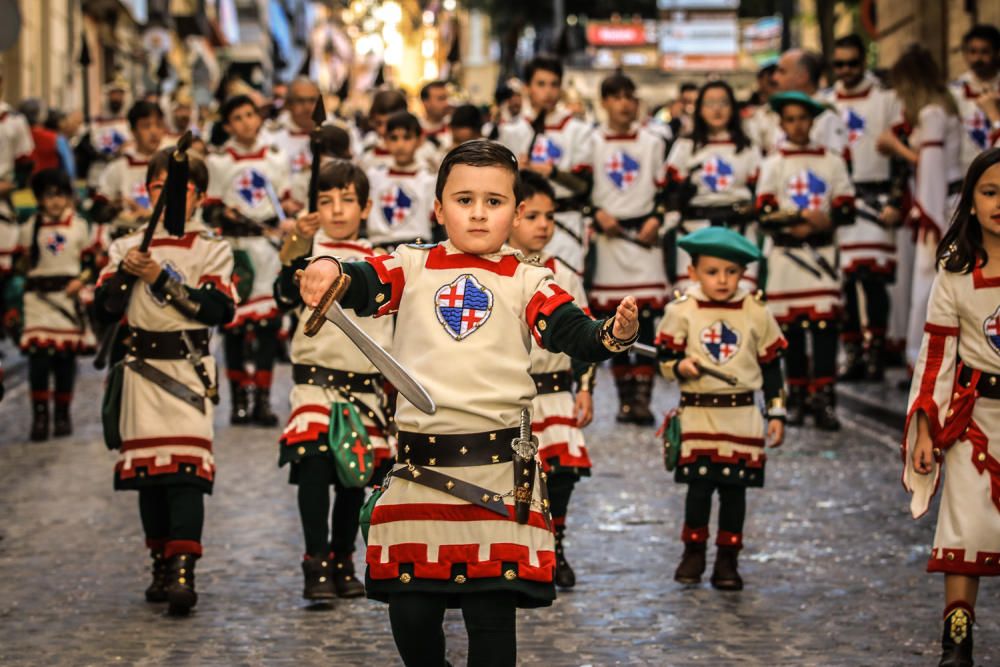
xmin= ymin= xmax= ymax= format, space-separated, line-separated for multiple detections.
xmin=769 ymin=91 xmax=827 ymax=118
xmin=678 ymin=226 xmax=762 ymax=265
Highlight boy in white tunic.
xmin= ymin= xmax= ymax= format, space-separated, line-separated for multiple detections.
xmin=508 ymin=170 xmax=594 ymax=590
xmin=274 ymin=161 xmax=394 ymax=601
xmin=298 ymin=140 xmax=639 ymax=667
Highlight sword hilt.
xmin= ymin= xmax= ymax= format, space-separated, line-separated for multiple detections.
xmin=301 ymin=273 xmax=351 ymax=337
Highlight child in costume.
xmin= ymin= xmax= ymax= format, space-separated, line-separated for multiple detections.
xmin=903 ymin=148 xmax=1000 ymax=667
xmin=508 ymin=170 xmax=595 ymax=589
xmin=94 ymin=148 xmax=236 ymax=615
xmin=656 ymin=226 xmax=786 ymax=591
xmin=274 ymin=161 xmax=394 ymax=601
xmin=298 ymin=140 xmax=639 ymax=666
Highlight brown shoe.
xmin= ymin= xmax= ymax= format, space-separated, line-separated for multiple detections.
xmin=629 ymin=372 xmax=656 ymax=426
xmin=674 ymin=542 xmax=707 ymax=584
xmin=710 ymin=546 xmax=744 ymax=591
xmin=614 ymin=372 xmax=635 ymax=423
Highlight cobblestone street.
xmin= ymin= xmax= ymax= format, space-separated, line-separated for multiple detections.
xmin=0 ymin=359 xmax=995 ymax=666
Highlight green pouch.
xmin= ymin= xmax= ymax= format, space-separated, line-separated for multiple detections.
xmin=101 ymin=361 xmax=125 ymax=451
xmin=659 ymin=409 xmax=682 ymax=472
xmin=359 ymin=485 xmax=384 ymax=545
xmin=232 ymin=249 xmax=255 ymax=303
xmin=329 ymin=401 xmax=376 ymax=488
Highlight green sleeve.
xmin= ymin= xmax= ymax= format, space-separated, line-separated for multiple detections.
xmin=274 ymin=256 xmax=309 ymax=310
xmin=539 ymin=301 xmax=616 ymax=363
xmin=340 ymin=260 xmax=392 ymax=317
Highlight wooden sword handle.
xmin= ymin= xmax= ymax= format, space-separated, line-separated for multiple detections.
xmin=298 ymin=272 xmax=352 ymax=337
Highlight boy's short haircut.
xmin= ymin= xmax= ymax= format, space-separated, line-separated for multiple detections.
xmin=679 ymin=82 xmax=699 ymax=94
xmin=518 ymin=169 xmax=555 ymax=203
xmin=436 ymin=139 xmax=522 ymax=204
xmin=450 ymin=104 xmax=483 ymax=131
xmin=833 ymin=33 xmax=866 ymax=57
xmin=146 ymin=148 xmax=210 ymax=194
xmin=524 ymin=55 xmax=563 ymax=85
xmin=600 ymin=73 xmax=637 ymax=99
xmin=369 ymin=89 xmax=408 ymax=118
xmin=420 ymin=80 xmax=447 ymax=101
xmin=962 ymin=24 xmax=1000 ymax=51
xmin=220 ymin=94 xmax=258 ymax=124
xmin=386 ymin=111 xmax=422 ymax=137
xmin=316 ymin=124 xmax=351 ymax=159
xmin=127 ymin=100 xmax=165 ymax=129
xmin=317 ymin=159 xmax=370 ymax=205
xmin=31 ymin=168 xmax=73 ymax=200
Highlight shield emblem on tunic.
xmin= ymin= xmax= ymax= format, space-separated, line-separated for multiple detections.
xmin=700 ymin=320 xmax=740 ymax=365
xmin=530 ymin=136 xmax=563 ymax=166
xmin=984 ymin=305 xmax=1000 ymax=357
xmin=435 ymin=274 xmax=493 ymax=341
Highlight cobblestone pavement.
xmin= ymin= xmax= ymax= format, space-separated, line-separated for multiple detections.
xmin=0 ymin=358 xmax=995 ymax=666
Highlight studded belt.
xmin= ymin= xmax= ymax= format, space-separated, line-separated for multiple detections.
xmin=292 ymin=363 xmax=380 ymax=393
xmin=25 ymin=275 xmax=74 ymax=292
xmin=531 ymin=370 xmax=574 ymax=395
xmin=397 ymin=428 xmax=520 ymax=467
xmin=680 ymin=391 xmax=755 ymax=408
xmin=128 ymin=328 xmax=211 ymax=360
xmin=958 ymin=364 xmax=1000 ymax=400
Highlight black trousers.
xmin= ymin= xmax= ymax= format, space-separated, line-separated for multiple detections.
xmin=223 ymin=319 xmax=279 ymax=386
xmin=842 ymin=272 xmax=890 ymax=340
xmin=295 ymin=456 xmax=365 ymax=558
xmin=28 ymin=350 xmax=77 ymax=399
xmin=546 ymin=471 xmax=575 ymax=527
xmin=138 ymin=485 xmax=205 ymax=551
xmin=684 ymin=480 xmax=746 ymax=536
xmin=388 ymin=591 xmax=517 ymax=667
xmin=783 ymin=321 xmax=839 ymax=383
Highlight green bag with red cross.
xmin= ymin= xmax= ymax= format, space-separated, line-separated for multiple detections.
xmin=329 ymin=401 xmax=375 ymax=488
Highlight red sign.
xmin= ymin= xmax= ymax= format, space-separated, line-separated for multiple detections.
xmin=587 ymin=23 xmax=648 ymax=47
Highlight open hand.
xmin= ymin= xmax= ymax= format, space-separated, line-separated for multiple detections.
xmin=767 ymin=419 xmax=784 ymax=448
xmin=574 ymin=389 xmax=594 ymax=428
xmin=299 ymin=258 xmax=341 ymax=309
xmin=612 ymin=296 xmax=639 ymax=341
xmin=912 ymin=412 xmax=935 ymax=475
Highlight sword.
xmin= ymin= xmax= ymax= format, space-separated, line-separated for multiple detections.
xmin=299 ymin=272 xmax=436 ymax=415
xmin=801 ymin=243 xmax=839 ymax=281
xmin=510 ymin=407 xmax=539 ymax=525
xmin=261 ymin=178 xmax=288 ymax=225
xmin=35 ymin=292 xmax=83 ymax=329
xmin=781 ymin=247 xmax=822 ymax=279
xmin=632 ymin=343 xmax=740 ymax=386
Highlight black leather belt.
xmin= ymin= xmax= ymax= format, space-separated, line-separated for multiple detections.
xmin=681 ymin=391 xmax=755 ymax=408
xmin=771 ymin=233 xmax=835 ymax=248
xmin=26 ymin=275 xmax=73 ymax=292
xmin=292 ymin=363 xmax=380 ymax=393
xmin=398 ymin=427 xmax=520 ymax=467
xmin=958 ymin=364 xmax=1000 ymax=399
xmin=684 ymin=204 xmax=750 ymax=224
xmin=128 ymin=328 xmax=211 ymax=359
xmin=855 ymin=181 xmax=891 ymax=198
xmin=531 ymin=370 xmax=573 ymax=395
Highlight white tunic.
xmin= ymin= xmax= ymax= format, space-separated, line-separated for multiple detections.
xmin=948 ymin=70 xmax=1000 ymax=170
xmin=365 ymin=165 xmax=437 ymax=248
xmin=0 ymin=103 xmax=33 ymax=271
xmin=87 ymin=115 xmax=132 ymax=188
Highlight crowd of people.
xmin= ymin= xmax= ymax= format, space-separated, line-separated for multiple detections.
xmin=1 ymin=21 xmax=1000 ymax=667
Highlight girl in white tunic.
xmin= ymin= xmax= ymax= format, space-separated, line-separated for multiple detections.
xmin=904 ymin=148 xmax=1000 ymax=667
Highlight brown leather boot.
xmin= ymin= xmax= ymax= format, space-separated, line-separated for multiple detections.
xmin=301 ymin=555 xmax=336 ymax=601
xmin=711 ymin=546 xmax=744 ymax=591
xmin=30 ymin=399 xmax=49 ymax=442
xmin=674 ymin=542 xmax=707 ymax=584
xmin=939 ymin=604 xmax=974 ymax=667
xmin=145 ymin=551 xmax=169 ymax=603
xmin=331 ymin=552 xmax=365 ymax=598
xmin=630 ymin=372 xmax=656 ymax=426
xmin=614 ymin=372 xmax=635 ymax=423
xmin=165 ymin=553 xmax=198 ymax=615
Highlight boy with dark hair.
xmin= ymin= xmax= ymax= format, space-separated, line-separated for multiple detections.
xmin=508 ymin=169 xmax=595 ymax=589
xmin=204 ymin=94 xmax=292 ymax=426
xmin=498 ymin=55 xmax=593 ymax=274
xmin=450 ymin=104 xmax=484 ymax=145
xmin=950 ymin=24 xmax=1000 ymax=168
xmin=91 ymin=100 xmax=167 ymax=239
xmin=756 ymin=92 xmax=855 ymax=430
xmin=585 ymin=71 xmax=669 ymax=425
xmin=297 ymin=139 xmax=640 ymax=666
xmin=365 ymin=111 xmax=437 ymax=251
xmin=359 ymin=89 xmax=408 ymax=171
xmin=95 ymin=148 xmax=236 ymax=615
xmin=14 ymin=169 xmax=100 ymax=440
xmin=275 ymin=160 xmax=394 ymax=601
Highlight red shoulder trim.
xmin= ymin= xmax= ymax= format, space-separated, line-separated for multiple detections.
xmin=425 ymin=245 xmax=520 ymax=276
xmin=758 ymin=336 xmax=788 ymax=363
xmin=149 ymin=232 xmax=199 ymax=249
xmin=655 ymin=332 xmax=686 ymax=351
xmin=973 ymin=267 xmax=1000 ymax=289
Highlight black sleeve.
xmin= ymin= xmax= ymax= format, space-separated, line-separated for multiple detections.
xmin=539 ymin=301 xmax=618 ymax=363
xmin=274 ymin=256 xmax=309 ymax=310
xmin=571 ymin=358 xmax=597 ymax=392
xmin=201 ymin=202 xmax=227 ymax=227
xmin=339 ymin=260 xmax=392 ymax=317
xmin=149 ymin=271 xmax=236 ymax=327
xmin=761 ymin=357 xmax=786 ymax=421
xmin=93 ymin=272 xmax=129 ymax=323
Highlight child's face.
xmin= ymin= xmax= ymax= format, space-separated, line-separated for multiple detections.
xmin=224 ymin=104 xmax=262 ymax=144
xmin=434 ymin=164 xmax=522 ymax=255
xmin=601 ymin=90 xmax=638 ymax=128
xmin=147 ymin=169 xmax=203 ymax=221
xmin=39 ymin=191 xmax=70 ymax=218
xmin=133 ymin=115 xmax=166 ymax=154
xmin=687 ymin=255 xmax=744 ymax=302
xmin=510 ymin=193 xmax=555 ymax=254
xmin=527 ymin=70 xmax=561 ymax=114
xmin=370 ymin=113 xmax=389 ymax=139
xmin=699 ymin=87 xmax=732 ymax=131
xmin=974 ymin=161 xmax=1000 ymax=238
xmin=317 ymin=183 xmax=370 ymax=240
xmin=779 ymin=104 xmax=813 ymax=145
xmin=386 ymin=128 xmax=420 ymax=165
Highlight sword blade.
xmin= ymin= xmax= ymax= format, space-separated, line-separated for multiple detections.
xmin=632 ymin=343 xmax=739 ymax=385
xmin=323 ymin=302 xmax=437 ymax=415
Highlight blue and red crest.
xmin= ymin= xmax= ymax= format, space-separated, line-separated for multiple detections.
xmin=44 ymin=231 xmax=67 ymax=255
xmin=984 ymin=305 xmax=1000 ymax=357
xmin=291 ymin=148 xmax=311 ymax=173
xmin=701 ymin=155 xmax=734 ymax=192
xmin=844 ymin=108 xmax=866 ymax=145
xmin=966 ymin=111 xmax=989 ymax=150
xmin=530 ymin=136 xmax=563 ymax=166
xmin=786 ymin=169 xmax=827 ymax=212
xmin=700 ymin=320 xmax=740 ymax=365
xmin=235 ymin=168 xmax=269 ymax=208
xmin=435 ymin=274 xmax=493 ymax=340
xmin=605 ymin=151 xmax=640 ymax=190
xmin=97 ymin=128 xmax=126 ymax=156
xmin=379 ymin=185 xmax=414 ymax=227
xmin=130 ymin=181 xmax=151 ymax=210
